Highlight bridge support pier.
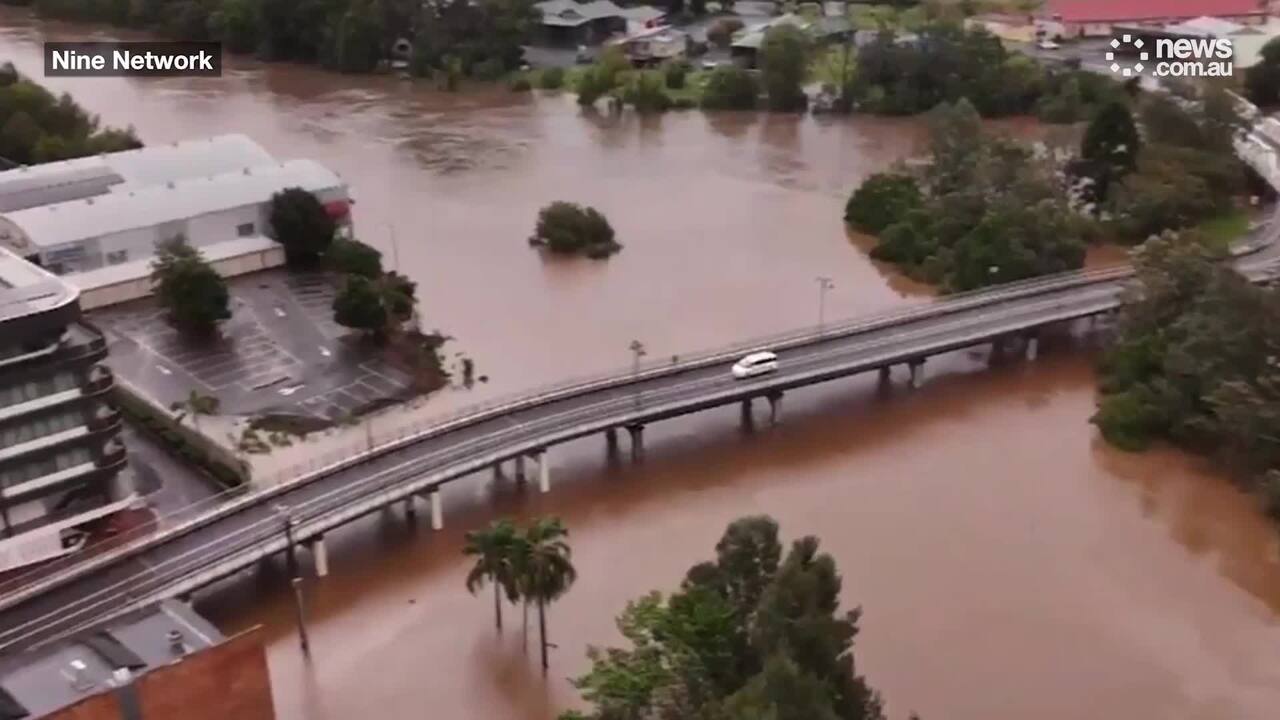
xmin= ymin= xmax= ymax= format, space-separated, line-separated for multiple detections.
xmin=404 ymin=497 xmax=416 ymax=521
xmin=312 ymin=536 xmax=329 ymax=578
xmin=740 ymin=398 xmax=753 ymax=427
xmin=767 ymin=392 xmax=782 ymax=425
xmin=537 ymin=451 xmax=551 ymax=494
xmin=628 ymin=425 xmax=645 ymax=461
xmin=605 ymin=428 xmax=619 ymax=453
xmin=908 ymin=360 xmax=925 ymax=389
xmin=515 ymin=455 xmax=526 ymax=483
xmin=430 ymin=490 xmax=443 ymax=530
xmin=492 ymin=461 xmax=503 ymax=481
xmin=1025 ymin=332 xmax=1039 ymax=361
xmin=878 ymin=366 xmax=891 ymax=385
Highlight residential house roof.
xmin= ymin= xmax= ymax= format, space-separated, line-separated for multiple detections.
xmin=536 ymin=0 xmax=624 ymax=27
xmin=731 ymin=13 xmax=850 ymax=50
xmin=1042 ymin=0 xmax=1267 ymax=24
xmin=1164 ymin=15 xmax=1248 ymax=36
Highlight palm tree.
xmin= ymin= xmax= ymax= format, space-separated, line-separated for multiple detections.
xmin=520 ymin=517 xmax=577 ymax=673
xmin=463 ymin=519 xmax=520 ymax=632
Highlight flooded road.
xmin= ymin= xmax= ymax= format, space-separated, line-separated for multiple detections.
xmin=2 ymin=10 xmax=1279 ymax=720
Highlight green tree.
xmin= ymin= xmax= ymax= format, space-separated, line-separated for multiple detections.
xmin=1246 ymin=36 xmax=1280 ymax=107
xmin=332 ymin=274 xmax=388 ymax=337
xmin=759 ymin=25 xmax=809 ymax=112
xmin=269 ymin=187 xmax=336 ymax=267
xmin=700 ymin=65 xmax=758 ymax=110
xmin=844 ymin=173 xmax=922 ymax=234
xmin=1078 ymin=100 xmax=1140 ymax=203
xmin=621 ymin=71 xmax=671 ymax=114
xmin=521 ymin=517 xmax=577 ymax=673
xmin=327 ymin=237 xmax=384 ymax=278
xmin=571 ymin=516 xmax=886 ymax=720
xmin=207 ymin=0 xmax=260 ymax=54
xmin=924 ymin=98 xmax=984 ymax=196
xmin=326 ymin=0 xmax=386 ymax=73
xmin=532 ymin=202 xmax=620 ymax=257
xmin=150 ymin=238 xmax=231 ymax=337
xmin=0 ymin=111 xmax=40 ymax=165
xmin=463 ymin=519 xmax=522 ymax=633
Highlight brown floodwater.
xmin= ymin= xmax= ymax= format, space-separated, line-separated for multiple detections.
xmin=2 ymin=10 xmax=1279 ymax=720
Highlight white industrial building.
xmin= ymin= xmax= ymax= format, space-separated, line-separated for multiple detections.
xmin=0 ymin=135 xmax=277 ymax=213
xmin=0 ymin=135 xmax=351 ymax=308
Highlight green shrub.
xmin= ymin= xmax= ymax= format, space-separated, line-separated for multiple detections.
xmin=327 ymin=237 xmax=383 ymax=278
xmin=622 ymin=71 xmax=670 ymax=114
xmin=700 ymin=65 xmax=757 ymax=110
xmin=532 ymin=201 xmax=621 ymax=257
xmin=539 ymin=66 xmax=565 ymax=89
xmin=662 ymin=59 xmax=690 ymax=89
xmin=509 ymin=74 xmax=532 ymax=92
xmin=844 ymin=173 xmax=922 ymax=234
xmin=471 ymin=57 xmax=506 ymax=81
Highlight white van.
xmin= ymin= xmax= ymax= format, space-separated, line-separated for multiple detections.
xmin=731 ymin=351 xmax=779 ymax=379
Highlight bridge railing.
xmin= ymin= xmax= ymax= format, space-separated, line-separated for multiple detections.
xmin=0 ymin=262 xmax=1139 ymax=608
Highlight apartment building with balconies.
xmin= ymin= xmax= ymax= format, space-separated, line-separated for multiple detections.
xmin=0 ymin=245 xmax=133 ymax=572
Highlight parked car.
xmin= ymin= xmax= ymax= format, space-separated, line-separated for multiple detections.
xmin=1037 ymin=40 xmax=1060 ymax=50
xmin=731 ymin=351 xmax=779 ymax=379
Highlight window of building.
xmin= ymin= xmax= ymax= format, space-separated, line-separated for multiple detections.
xmin=236 ymin=222 xmax=255 ymax=237
xmin=105 ymin=250 xmax=128 ymax=265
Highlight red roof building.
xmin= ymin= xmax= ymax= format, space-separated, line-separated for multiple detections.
xmin=1040 ymin=0 xmax=1269 ymax=37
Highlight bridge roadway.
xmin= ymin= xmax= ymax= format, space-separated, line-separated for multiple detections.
xmin=2 ymin=231 xmax=1278 ymax=655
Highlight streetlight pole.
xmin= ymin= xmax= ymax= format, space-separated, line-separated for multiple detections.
xmin=628 ymin=339 xmax=647 ymax=409
xmin=816 ymin=276 xmax=834 ymax=330
xmin=387 ymin=222 xmax=401 ymax=274
xmin=274 ymin=504 xmax=309 ymax=655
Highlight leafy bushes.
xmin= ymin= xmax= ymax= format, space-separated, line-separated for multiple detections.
xmin=0 ymin=63 xmax=140 ymax=165
xmin=114 ymin=388 xmax=246 ymax=489
xmin=531 ymin=201 xmax=620 ymax=258
xmin=327 ymin=237 xmax=383 ymax=278
xmin=700 ymin=65 xmax=758 ymax=110
xmin=844 ymin=173 xmax=921 ymax=234
xmin=847 ymin=100 xmax=1086 ymax=291
xmin=621 ymin=71 xmax=671 ymax=114
xmin=538 ymin=66 xmax=566 ymax=89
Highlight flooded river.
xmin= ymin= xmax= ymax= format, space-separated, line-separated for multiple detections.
xmin=2 ymin=10 xmax=1279 ymax=719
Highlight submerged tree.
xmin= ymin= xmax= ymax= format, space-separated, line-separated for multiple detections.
xmin=463 ymin=519 xmax=522 ymax=633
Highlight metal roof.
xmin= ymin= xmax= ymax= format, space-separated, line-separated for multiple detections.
xmin=5 ymin=159 xmax=345 ymax=250
xmin=0 ymin=246 xmax=79 ymax=325
xmin=0 ymin=135 xmax=276 ymax=214
xmin=0 ymin=600 xmax=222 ymax=719
xmin=1042 ymin=0 xmax=1267 ymax=24
xmin=537 ymin=0 xmax=624 ymax=26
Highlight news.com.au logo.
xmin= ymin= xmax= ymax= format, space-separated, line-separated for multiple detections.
xmin=1106 ymin=34 xmax=1233 ymax=78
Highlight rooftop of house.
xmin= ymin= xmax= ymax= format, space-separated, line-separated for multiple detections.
xmin=0 ymin=600 xmax=223 ymax=720
xmin=1041 ymin=0 xmax=1268 ymax=24
xmin=536 ymin=0 xmax=625 ymax=26
xmin=0 ymin=134 xmax=277 ymax=214
xmin=2 ymin=158 xmax=345 ymax=250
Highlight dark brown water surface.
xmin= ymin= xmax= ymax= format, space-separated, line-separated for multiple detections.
xmin=2 ymin=10 xmax=1279 ymax=719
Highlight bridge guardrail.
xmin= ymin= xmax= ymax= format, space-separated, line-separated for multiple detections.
xmin=0 ymin=263 xmax=1141 ymax=610
xmin=0 ymin=283 xmax=1143 ymax=651
xmin=5 ymin=151 xmax=1279 ymax=615
xmin=9 ymin=244 xmax=1280 ymax=653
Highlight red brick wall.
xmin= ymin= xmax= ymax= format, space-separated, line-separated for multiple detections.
xmin=46 ymin=626 xmax=275 ymax=720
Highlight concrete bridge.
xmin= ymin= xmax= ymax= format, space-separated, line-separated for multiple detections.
xmin=3 ymin=111 xmax=1280 ymax=657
